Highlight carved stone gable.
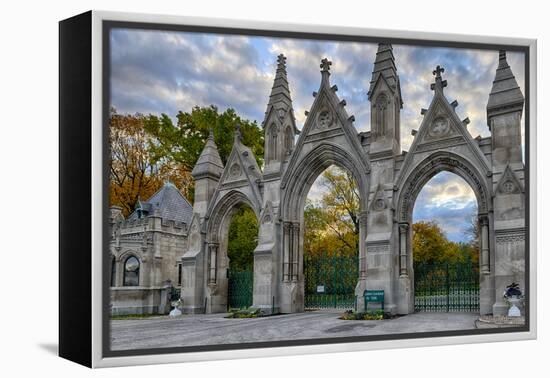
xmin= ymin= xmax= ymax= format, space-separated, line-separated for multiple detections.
xmin=496 ymin=164 xmax=523 ymax=195
xmin=369 ymin=184 xmax=387 ymax=212
xmin=188 ymin=213 xmax=202 ymax=252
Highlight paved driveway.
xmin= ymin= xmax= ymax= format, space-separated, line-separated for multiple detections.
xmin=110 ymin=311 xmax=478 ymax=351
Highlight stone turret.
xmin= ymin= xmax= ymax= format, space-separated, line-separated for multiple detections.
xmin=487 ymin=50 xmax=525 ymax=169
xmin=487 ymin=50 xmax=526 ymax=316
xmin=368 ymin=43 xmax=403 ymax=157
xmin=191 ymin=129 xmax=224 ymax=218
xmin=263 ymin=54 xmax=299 ymax=173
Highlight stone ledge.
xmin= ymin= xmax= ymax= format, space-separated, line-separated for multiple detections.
xmin=475 ymin=315 xmax=526 ymax=328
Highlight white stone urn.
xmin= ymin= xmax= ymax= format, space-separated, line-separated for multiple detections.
xmin=507 ymin=296 xmax=522 ymax=317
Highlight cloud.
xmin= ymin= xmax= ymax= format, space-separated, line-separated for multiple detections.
xmin=110 ymin=29 xmax=272 ymax=122
xmin=413 ymin=172 xmax=477 ymax=242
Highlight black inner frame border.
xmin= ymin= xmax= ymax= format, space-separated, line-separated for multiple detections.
xmin=102 ymin=19 xmax=531 ymax=359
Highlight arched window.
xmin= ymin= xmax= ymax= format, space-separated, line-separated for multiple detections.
xmin=123 ymin=256 xmax=140 ymax=286
xmin=268 ymin=123 xmax=278 ymax=162
xmin=110 ymin=256 xmax=116 ymax=287
xmin=375 ymin=94 xmax=388 ymax=137
xmin=284 ymin=125 xmax=293 ymax=154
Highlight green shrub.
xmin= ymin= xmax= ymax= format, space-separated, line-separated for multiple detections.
xmin=225 ymin=307 xmax=263 ymax=318
xmin=339 ymin=309 xmax=386 ymax=320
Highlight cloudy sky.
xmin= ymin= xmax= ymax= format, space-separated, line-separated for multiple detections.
xmin=110 ymin=28 xmax=525 ymax=242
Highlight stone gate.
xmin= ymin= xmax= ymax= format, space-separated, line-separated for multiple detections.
xmin=180 ymin=47 xmax=526 ymax=316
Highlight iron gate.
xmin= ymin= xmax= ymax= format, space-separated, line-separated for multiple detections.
xmin=304 ymin=253 xmax=358 ymax=310
xmin=414 ymin=260 xmax=479 ymax=312
xmin=227 ymin=269 xmax=253 ymax=309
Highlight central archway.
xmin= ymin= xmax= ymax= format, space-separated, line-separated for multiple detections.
xmin=303 ymin=165 xmax=360 ymax=311
xmin=279 ymin=143 xmax=369 ymax=313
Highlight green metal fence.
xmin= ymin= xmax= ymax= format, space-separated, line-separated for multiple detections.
xmin=227 ymin=269 xmax=253 ymax=309
xmin=414 ymin=260 xmax=479 ymax=312
xmin=304 ymin=253 xmax=359 ymax=310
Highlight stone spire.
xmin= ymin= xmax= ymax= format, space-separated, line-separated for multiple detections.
xmin=368 ymin=43 xmax=402 ymax=107
xmin=191 ymin=128 xmax=224 ymax=180
xmin=368 ymin=43 xmax=403 ymax=155
xmin=263 ymin=54 xmax=299 ymax=170
xmin=487 ymin=50 xmax=524 ymax=126
xmin=263 ymin=54 xmax=294 ymax=126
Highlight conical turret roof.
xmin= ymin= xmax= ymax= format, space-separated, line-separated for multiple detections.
xmin=487 ymin=50 xmax=524 ymax=117
xmin=191 ymin=129 xmax=224 ymax=179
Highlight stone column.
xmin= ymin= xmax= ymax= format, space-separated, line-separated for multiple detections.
xmin=208 ymin=243 xmax=218 ymax=284
xmin=283 ymin=222 xmax=291 ymax=282
xmin=358 ymin=211 xmax=368 ymax=279
xmin=291 ymin=222 xmax=300 ymax=282
xmin=479 ymin=215 xmax=490 ymax=274
xmin=399 ymin=223 xmax=409 ymax=277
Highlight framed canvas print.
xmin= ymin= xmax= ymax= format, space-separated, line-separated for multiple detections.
xmin=59 ymin=10 xmax=537 ymax=368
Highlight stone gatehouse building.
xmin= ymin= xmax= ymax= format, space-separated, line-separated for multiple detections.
xmin=109 ymin=183 xmax=192 ymax=315
xmin=110 ymin=44 xmax=525 ymax=317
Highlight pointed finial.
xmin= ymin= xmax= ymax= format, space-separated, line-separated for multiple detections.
xmin=433 ymin=65 xmax=445 ymax=78
xmin=234 ymin=122 xmax=242 ymax=143
xmin=498 ymin=50 xmax=510 ymax=69
xmin=430 ymin=65 xmax=448 ymax=92
xmin=320 ymin=58 xmax=332 ymax=73
xmin=277 ymin=53 xmax=287 ymax=67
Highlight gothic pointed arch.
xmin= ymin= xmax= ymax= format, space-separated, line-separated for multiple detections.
xmin=281 ymin=142 xmax=369 ymax=221
xmin=206 ymin=189 xmax=260 ymax=244
xmin=396 ymin=151 xmax=491 ymax=223
xmin=281 ymin=58 xmax=370 ymax=218
xmin=267 ymin=122 xmax=279 ymax=162
xmin=394 ymin=64 xmax=492 ymax=221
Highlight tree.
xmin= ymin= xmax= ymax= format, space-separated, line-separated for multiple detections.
xmin=144 ymin=105 xmax=264 ymax=171
xmin=412 ymin=220 xmax=479 ymax=264
xmin=109 ymin=108 xmax=163 ymax=216
xmin=227 ymin=206 xmax=258 ymax=271
xmin=144 ymin=106 xmax=263 ymax=203
xmin=303 ymin=166 xmax=360 ymax=257
xmin=109 ymin=108 xmax=192 ymax=216
xmin=412 ymin=221 xmax=451 ymax=264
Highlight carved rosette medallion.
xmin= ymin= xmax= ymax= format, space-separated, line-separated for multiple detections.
xmin=428 ymin=116 xmax=450 ymax=138
xmin=501 ymin=180 xmax=518 ymax=194
xmin=373 ymin=198 xmax=386 ymax=211
xmin=317 ymin=109 xmax=333 ymax=129
xmin=229 ymin=163 xmax=241 ymax=178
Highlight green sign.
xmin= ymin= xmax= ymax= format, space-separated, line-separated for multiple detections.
xmin=364 ymin=290 xmax=384 ymax=302
xmin=364 ymin=290 xmax=384 ymax=312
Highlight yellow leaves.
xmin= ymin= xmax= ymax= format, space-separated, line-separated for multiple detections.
xmin=109 ymin=108 xmax=192 ymax=216
xmin=304 ymin=166 xmax=359 ymax=258
xmin=412 ymin=221 xmax=479 ymax=264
